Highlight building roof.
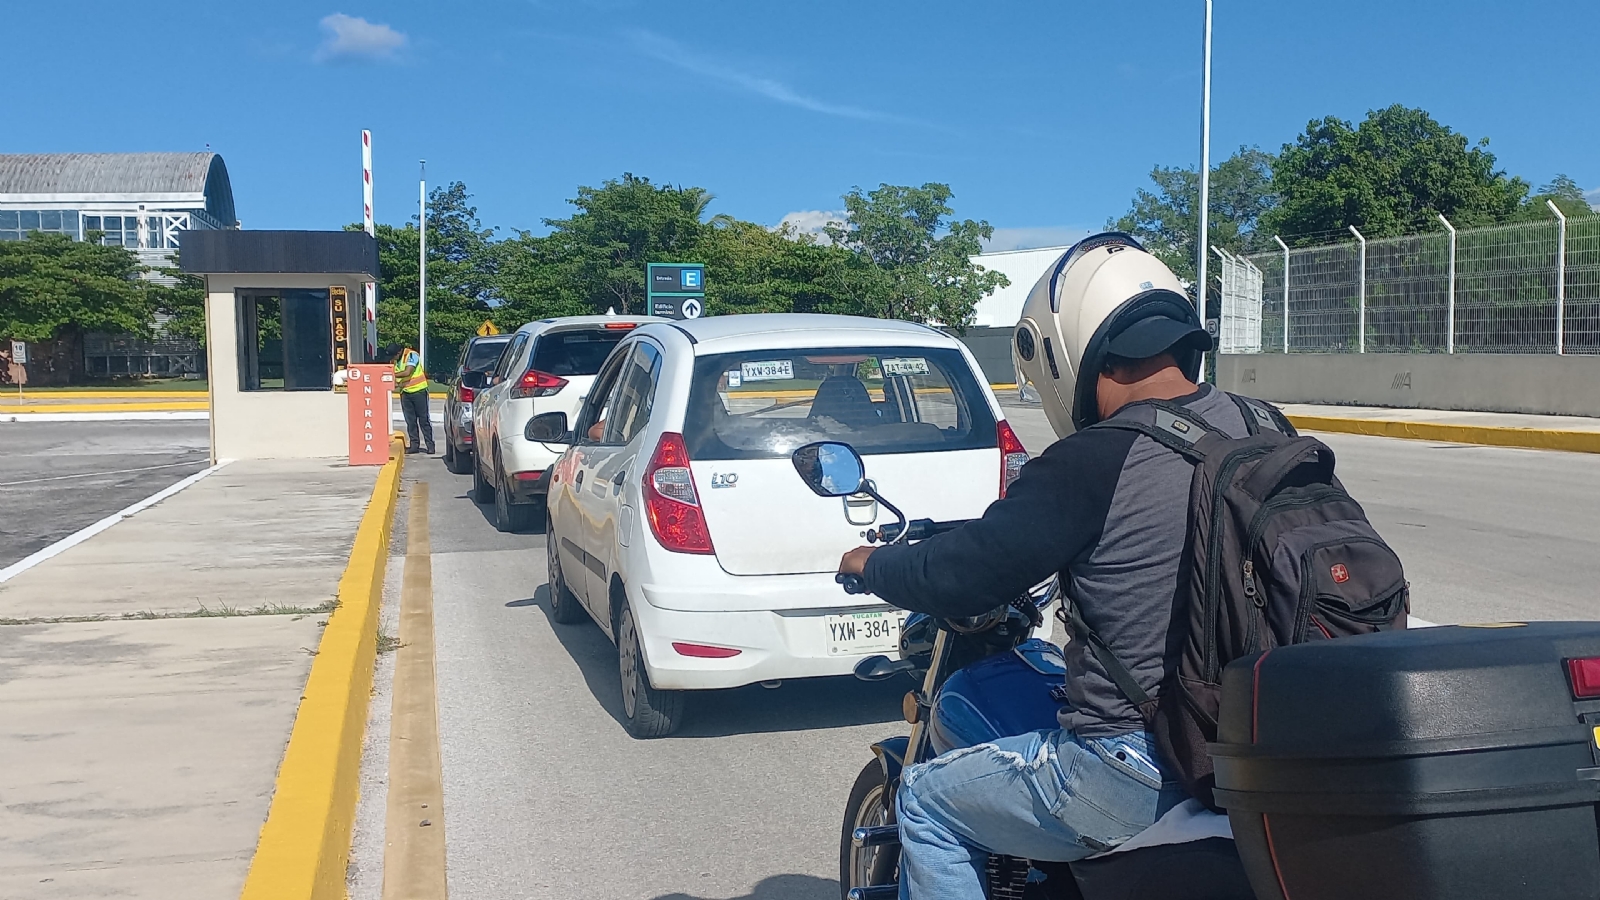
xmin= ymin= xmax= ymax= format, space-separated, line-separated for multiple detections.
xmin=0 ymin=153 xmax=236 ymax=225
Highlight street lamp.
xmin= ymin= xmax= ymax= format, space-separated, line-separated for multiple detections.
xmin=418 ymin=160 xmax=427 ymax=372
xmin=1196 ymin=0 xmax=1214 ymax=381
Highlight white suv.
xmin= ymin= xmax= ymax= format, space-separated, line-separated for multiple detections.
xmin=470 ymin=315 xmax=660 ymax=531
xmin=537 ymin=314 xmax=1029 ymax=737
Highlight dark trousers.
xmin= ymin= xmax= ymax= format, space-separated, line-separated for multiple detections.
xmin=399 ymin=390 xmax=434 ymax=451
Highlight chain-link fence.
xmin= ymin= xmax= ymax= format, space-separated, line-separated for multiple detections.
xmin=1240 ymin=212 xmax=1600 ymax=355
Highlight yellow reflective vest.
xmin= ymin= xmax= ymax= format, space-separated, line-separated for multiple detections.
xmin=394 ymin=348 xmax=429 ymax=394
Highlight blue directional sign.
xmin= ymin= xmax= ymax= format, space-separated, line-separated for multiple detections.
xmin=647 ymin=263 xmax=707 ymax=320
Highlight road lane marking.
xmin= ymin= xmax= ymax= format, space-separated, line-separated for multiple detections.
xmin=0 ymin=459 xmax=231 ymax=584
xmin=383 ymin=481 xmax=449 ymax=899
xmin=0 ymin=458 xmax=206 ymax=487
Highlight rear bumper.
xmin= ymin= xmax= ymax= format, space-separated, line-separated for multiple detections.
xmin=504 ymin=468 xmax=550 ymax=503
xmin=632 ymin=584 xmax=897 ymax=690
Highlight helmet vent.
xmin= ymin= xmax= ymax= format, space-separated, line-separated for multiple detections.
xmin=1042 ymin=336 xmax=1060 ymax=380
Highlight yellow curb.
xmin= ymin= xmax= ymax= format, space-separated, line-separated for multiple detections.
xmin=238 ymin=437 xmax=404 ymax=900
xmin=6 ymin=390 xmax=209 ymax=398
xmin=1286 ymin=415 xmax=1600 ymax=455
xmin=0 ymin=402 xmax=208 ymax=413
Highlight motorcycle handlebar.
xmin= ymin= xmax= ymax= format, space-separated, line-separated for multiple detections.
xmin=869 ymin=518 xmax=971 ymax=544
xmin=835 ymin=573 xmax=869 ymax=595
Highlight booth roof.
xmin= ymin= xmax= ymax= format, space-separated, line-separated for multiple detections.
xmin=179 ymin=230 xmax=379 ymax=277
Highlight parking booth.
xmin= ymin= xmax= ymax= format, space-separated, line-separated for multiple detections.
xmin=180 ymin=230 xmax=383 ymax=462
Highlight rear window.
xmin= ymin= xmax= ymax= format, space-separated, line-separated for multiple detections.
xmin=530 ymin=329 xmax=628 ymax=376
xmin=683 ymin=347 xmax=997 ymax=461
xmin=463 ymin=337 xmax=511 ymax=373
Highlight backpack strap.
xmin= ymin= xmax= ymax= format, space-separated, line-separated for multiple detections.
xmin=1229 ymin=392 xmax=1299 ymax=437
xmin=1062 ymin=597 xmax=1152 ymax=707
xmin=1090 ymin=402 xmax=1216 ymax=463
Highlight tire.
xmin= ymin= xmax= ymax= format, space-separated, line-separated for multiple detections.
xmin=545 ymin=510 xmax=586 ymax=625
xmin=471 ymin=448 xmax=494 ymax=504
xmin=618 ymin=604 xmax=683 ymax=738
xmin=840 ymin=759 xmax=898 ymax=900
xmin=493 ymin=456 xmax=539 ymax=533
xmin=443 ymin=440 xmax=470 ymax=475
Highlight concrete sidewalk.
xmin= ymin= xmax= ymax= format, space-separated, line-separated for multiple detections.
xmin=1277 ymin=403 xmax=1600 ymax=432
xmin=0 ymin=459 xmax=379 ymax=900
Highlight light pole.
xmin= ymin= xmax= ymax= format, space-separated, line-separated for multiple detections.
xmin=418 ymin=160 xmax=427 ymax=372
xmin=1196 ymin=0 xmax=1214 ymax=381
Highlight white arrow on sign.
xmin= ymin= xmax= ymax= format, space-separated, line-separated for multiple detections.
xmin=681 ymin=298 xmax=703 ymax=319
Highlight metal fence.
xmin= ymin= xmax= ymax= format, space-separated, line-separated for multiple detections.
xmin=1237 ymin=210 xmax=1600 ymax=355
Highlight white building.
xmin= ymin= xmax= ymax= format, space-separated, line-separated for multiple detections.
xmin=967 ymin=245 xmax=1071 ymax=329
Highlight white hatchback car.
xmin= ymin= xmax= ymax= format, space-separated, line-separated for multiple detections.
xmin=537 ymin=314 xmax=1030 ymax=737
xmin=470 ymin=315 xmax=659 ymax=532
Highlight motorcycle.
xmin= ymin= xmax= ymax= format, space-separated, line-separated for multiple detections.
xmin=789 ymin=441 xmax=1255 ymax=900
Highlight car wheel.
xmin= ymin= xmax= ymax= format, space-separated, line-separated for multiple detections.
xmin=443 ymin=440 xmax=469 ymax=474
xmin=471 ymin=448 xmax=494 ymax=504
xmin=618 ymin=604 xmax=683 ymax=738
xmin=493 ymin=456 xmax=539 ymax=533
xmin=545 ymin=511 xmax=586 ymax=624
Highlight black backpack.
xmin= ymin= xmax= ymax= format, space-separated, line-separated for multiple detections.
xmin=1067 ymin=393 xmax=1409 ymax=811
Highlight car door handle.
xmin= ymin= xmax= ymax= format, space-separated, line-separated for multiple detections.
xmin=611 ymin=468 xmax=626 ymax=487
xmin=576 ymin=470 xmax=585 ymax=487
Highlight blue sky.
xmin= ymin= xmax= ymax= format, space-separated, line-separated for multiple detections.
xmin=9 ymin=1 xmax=1597 ymax=249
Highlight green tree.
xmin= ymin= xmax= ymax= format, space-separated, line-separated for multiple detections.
xmin=692 ymin=218 xmax=861 ymax=317
xmin=1263 ymin=105 xmax=1528 ymax=243
xmin=539 ymin=174 xmax=710 ymax=315
xmin=0 ymin=232 xmax=159 ymax=380
xmin=1111 ymin=146 xmax=1278 ymax=288
xmin=822 ymin=183 xmax=1007 ymax=327
xmin=1518 ymin=173 xmax=1593 ymax=220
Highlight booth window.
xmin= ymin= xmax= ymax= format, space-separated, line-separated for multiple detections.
xmin=236 ymin=290 xmax=334 ymax=391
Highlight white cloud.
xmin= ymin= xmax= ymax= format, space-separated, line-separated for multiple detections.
xmin=316 ymin=13 xmax=407 ymax=62
xmin=628 ymin=31 xmax=885 ymax=121
xmin=775 ymin=209 xmax=847 ymax=241
xmin=981 ymin=226 xmax=1091 ymax=253
xmin=1586 ymin=187 xmax=1600 ymax=209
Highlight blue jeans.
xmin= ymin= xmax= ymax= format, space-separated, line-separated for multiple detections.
xmin=895 ymin=729 xmax=1184 ymax=900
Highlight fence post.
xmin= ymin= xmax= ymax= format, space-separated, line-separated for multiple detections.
xmin=1212 ymin=246 xmax=1229 ymax=353
xmin=1438 ymin=214 xmax=1456 ymax=354
xmin=1547 ymin=199 xmax=1567 ymax=355
xmin=1273 ymin=235 xmax=1290 ymax=352
xmin=1349 ymin=225 xmax=1367 ymax=352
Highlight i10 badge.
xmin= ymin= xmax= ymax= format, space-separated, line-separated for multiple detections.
xmin=709 ymin=472 xmax=738 ymax=489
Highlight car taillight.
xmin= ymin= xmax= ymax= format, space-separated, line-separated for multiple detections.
xmin=643 ymin=432 xmax=714 ymax=554
xmin=997 ymin=420 xmax=1029 ymax=498
xmin=458 ymin=386 xmax=476 ymax=403
xmin=1568 ymin=657 xmax=1600 ymax=699
xmin=510 ymin=369 xmax=567 ymax=399
xmin=603 ymin=321 xmax=639 ymax=330
xmin=672 ymin=642 xmax=741 ymax=658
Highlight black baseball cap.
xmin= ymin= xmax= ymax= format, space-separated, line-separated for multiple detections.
xmin=1104 ymin=314 xmax=1213 ymax=360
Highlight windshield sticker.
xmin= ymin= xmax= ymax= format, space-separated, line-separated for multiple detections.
xmin=740 ymin=359 xmax=795 ymax=382
xmin=725 ymin=369 xmax=743 ymax=388
xmin=882 ymin=357 xmax=931 ymax=377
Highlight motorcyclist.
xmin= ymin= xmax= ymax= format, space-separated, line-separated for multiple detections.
xmin=837 ymin=233 xmax=1284 ymax=899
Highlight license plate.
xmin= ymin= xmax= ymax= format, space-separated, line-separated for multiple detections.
xmin=741 ymin=359 xmax=794 ymax=382
xmin=824 ymin=610 xmax=906 ymax=655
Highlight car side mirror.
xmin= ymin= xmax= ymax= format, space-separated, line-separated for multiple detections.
xmin=791 ymin=441 xmax=865 ymax=497
xmin=460 ymin=370 xmax=488 ymax=390
xmin=525 ymin=411 xmax=571 ymax=444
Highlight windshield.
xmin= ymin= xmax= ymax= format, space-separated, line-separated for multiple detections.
xmin=463 ymin=337 xmax=511 ymax=373
xmin=530 ymin=329 xmax=628 ymax=376
xmin=683 ymin=347 xmax=997 ymax=461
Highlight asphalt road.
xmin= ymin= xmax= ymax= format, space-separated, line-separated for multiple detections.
xmin=0 ymin=421 xmax=211 ymax=569
xmin=416 ymin=420 xmax=1600 ymax=899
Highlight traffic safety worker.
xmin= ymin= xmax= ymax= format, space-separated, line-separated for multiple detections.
xmin=385 ymin=343 xmax=435 ymax=455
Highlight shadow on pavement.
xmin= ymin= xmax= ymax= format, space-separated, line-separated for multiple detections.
xmin=651 ymin=874 xmax=837 ymax=900
xmin=510 ymin=583 xmax=907 ymax=737
xmin=457 ymin=489 xmax=548 ymax=535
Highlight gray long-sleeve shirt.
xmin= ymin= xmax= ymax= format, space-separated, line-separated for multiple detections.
xmin=860 ymin=384 xmax=1257 ymax=737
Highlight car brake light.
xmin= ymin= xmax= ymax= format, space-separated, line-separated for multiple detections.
xmin=458 ymin=386 xmax=476 ymax=403
xmin=997 ymin=420 xmax=1029 ymax=498
xmin=643 ymin=432 xmax=714 ymax=554
xmin=510 ymin=369 xmax=567 ymax=399
xmin=672 ymin=642 xmax=741 ymax=658
xmin=1568 ymin=657 xmax=1600 ymax=699
xmin=603 ymin=321 xmax=639 ymax=330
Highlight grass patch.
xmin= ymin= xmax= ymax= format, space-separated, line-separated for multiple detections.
xmin=18 ymin=378 xmax=209 ymax=393
xmin=0 ymin=599 xmax=338 ymax=626
xmin=375 ymin=631 xmax=403 ymax=653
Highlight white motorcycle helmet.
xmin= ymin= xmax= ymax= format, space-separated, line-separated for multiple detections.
xmin=1013 ymin=232 xmax=1211 ymax=438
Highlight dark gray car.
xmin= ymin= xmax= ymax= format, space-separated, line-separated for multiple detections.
xmin=441 ymin=333 xmax=512 ymax=474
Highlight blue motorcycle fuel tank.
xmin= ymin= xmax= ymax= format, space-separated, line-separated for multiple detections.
xmin=927 ymin=638 xmax=1068 ymax=755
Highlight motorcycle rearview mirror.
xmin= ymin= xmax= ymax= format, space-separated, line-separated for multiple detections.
xmin=852 ymin=654 xmax=915 ymax=682
xmin=525 ymin=411 xmax=571 ymax=444
xmin=791 ymin=441 xmax=866 ymax=498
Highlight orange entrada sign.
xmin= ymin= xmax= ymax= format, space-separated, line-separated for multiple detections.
xmin=346 ymin=364 xmax=394 ymax=465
